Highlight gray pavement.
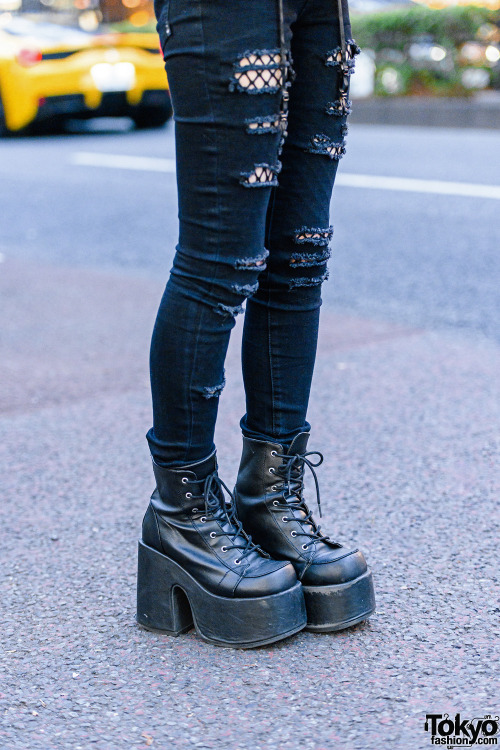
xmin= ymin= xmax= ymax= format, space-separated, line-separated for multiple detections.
xmin=1 ymin=122 xmax=499 ymax=749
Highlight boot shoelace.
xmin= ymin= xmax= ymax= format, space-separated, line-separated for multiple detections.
xmin=185 ymin=471 xmax=268 ymax=565
xmin=270 ymin=451 xmax=341 ymax=551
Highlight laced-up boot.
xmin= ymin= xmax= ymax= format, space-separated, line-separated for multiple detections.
xmin=234 ymin=433 xmax=376 ymax=632
xmin=137 ymin=450 xmax=306 ymax=647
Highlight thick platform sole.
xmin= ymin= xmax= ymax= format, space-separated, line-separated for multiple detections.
xmin=136 ymin=541 xmax=307 ymax=648
xmin=303 ymin=569 xmax=376 ymax=632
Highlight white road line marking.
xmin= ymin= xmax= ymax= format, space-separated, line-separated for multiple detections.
xmin=71 ymin=152 xmax=176 ymax=172
xmin=71 ymin=152 xmax=500 ymax=200
xmin=335 ymin=173 xmax=500 ymax=200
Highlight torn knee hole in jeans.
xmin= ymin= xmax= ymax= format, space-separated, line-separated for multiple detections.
xmin=240 ymin=162 xmax=281 ymax=187
xmin=245 ymin=114 xmax=281 ymax=135
xmin=289 ymin=269 xmax=329 ymax=289
xmin=214 ymin=302 xmax=245 ymax=318
xmin=293 ymin=225 xmax=333 ymax=247
xmin=325 ymin=93 xmax=352 ymax=118
xmin=231 ymin=280 xmax=259 ymax=296
xmin=198 ymin=376 xmax=226 ymax=399
xmin=290 ymin=248 xmax=331 ymax=268
xmin=229 ymin=50 xmax=284 ymax=94
xmin=306 ymin=134 xmax=346 ymax=160
xmin=325 ymin=40 xmax=361 ymax=71
xmin=234 ymin=248 xmax=269 ymax=271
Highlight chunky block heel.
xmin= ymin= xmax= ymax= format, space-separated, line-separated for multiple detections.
xmin=137 ymin=540 xmax=194 ymax=635
xmin=303 ymin=569 xmax=376 ymax=632
xmin=137 ymin=541 xmax=306 ymax=647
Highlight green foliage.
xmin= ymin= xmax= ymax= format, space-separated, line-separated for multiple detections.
xmin=351 ymin=5 xmax=499 ymax=52
xmin=351 ymin=5 xmax=499 ymax=95
xmin=374 ymin=63 xmax=470 ymax=96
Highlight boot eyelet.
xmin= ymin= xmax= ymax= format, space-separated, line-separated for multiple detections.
xmin=291 ymin=531 xmax=297 ymax=537
xmin=234 ymin=559 xmax=242 ymax=565
xmin=192 ymin=508 xmax=198 ymax=513
xmin=200 ymin=516 xmax=207 ymax=523
xmin=268 ymin=467 xmax=275 ymax=474
xmin=221 ymin=546 xmax=228 ymax=552
xmin=301 ymin=544 xmax=309 ymax=550
xmin=185 ymin=492 xmax=192 ymax=498
xmin=210 ymin=532 xmax=216 ymax=539
xmin=181 ymin=477 xmax=189 ymax=484
xmin=270 ymin=450 xmax=277 ymax=457
xmin=282 ymin=517 xmax=288 ymax=522
xmin=272 ymin=500 xmax=279 ymax=506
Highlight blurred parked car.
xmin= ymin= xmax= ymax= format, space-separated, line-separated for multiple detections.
xmin=0 ymin=14 xmax=172 ymax=134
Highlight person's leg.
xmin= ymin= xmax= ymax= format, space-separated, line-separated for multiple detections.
xmin=234 ymin=0 xmax=376 ymax=633
xmin=138 ymin=0 xmax=308 ymax=648
xmin=147 ymin=0 xmax=303 ymax=467
xmin=240 ymin=0 xmax=359 ymax=446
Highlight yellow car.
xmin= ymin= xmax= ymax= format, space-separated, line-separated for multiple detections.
xmin=0 ymin=14 xmax=171 ymax=134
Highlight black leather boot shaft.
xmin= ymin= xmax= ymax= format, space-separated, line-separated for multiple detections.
xmin=142 ymin=450 xmax=298 ymax=599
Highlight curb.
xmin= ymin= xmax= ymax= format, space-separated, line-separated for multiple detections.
xmin=350 ymin=94 xmax=500 ymax=129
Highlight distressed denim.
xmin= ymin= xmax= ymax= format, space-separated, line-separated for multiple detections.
xmin=147 ymin=0 xmax=358 ymax=466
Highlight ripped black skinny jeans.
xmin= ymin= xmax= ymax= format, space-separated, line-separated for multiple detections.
xmin=147 ymin=0 xmax=359 ymax=466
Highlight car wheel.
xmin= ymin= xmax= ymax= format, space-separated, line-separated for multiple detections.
xmin=0 ymin=93 xmax=11 ymax=137
xmin=132 ymin=103 xmax=173 ymax=130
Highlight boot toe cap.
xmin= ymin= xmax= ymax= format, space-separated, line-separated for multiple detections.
xmin=234 ymin=560 xmax=298 ymax=598
xmin=301 ymin=548 xmax=367 ymax=587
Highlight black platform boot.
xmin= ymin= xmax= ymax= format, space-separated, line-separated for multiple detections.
xmin=234 ymin=433 xmax=376 ymax=632
xmin=137 ymin=450 xmax=306 ymax=648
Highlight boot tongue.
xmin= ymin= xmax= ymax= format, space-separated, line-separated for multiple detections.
xmin=287 ymin=432 xmax=310 ymax=456
xmin=204 ymin=476 xmax=238 ymax=533
xmin=284 ymin=433 xmax=316 ymax=529
xmin=183 ymin=450 xmax=218 ymax=479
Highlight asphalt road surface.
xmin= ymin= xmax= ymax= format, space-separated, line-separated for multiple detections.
xmin=1 ymin=120 xmax=499 ymax=750
xmin=1 ymin=119 xmax=499 ymax=340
